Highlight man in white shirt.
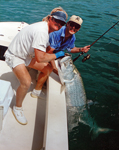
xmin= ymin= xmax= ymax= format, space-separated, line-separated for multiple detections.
xmin=4 ymin=7 xmax=68 ymax=125
xmin=31 ymin=15 xmax=90 ymax=98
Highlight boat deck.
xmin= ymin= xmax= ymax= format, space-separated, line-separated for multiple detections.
xmin=0 ymin=60 xmax=69 ymax=150
xmin=0 ymin=60 xmax=46 ymax=150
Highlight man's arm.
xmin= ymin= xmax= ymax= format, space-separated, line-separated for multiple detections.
xmin=34 ymin=48 xmax=56 ymax=63
xmin=70 ymin=45 xmax=90 ymax=53
xmin=34 ymin=48 xmax=64 ymax=63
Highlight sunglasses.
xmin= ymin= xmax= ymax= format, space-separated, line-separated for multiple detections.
xmin=69 ymin=22 xmax=81 ymax=29
xmin=53 ymin=18 xmax=66 ymax=26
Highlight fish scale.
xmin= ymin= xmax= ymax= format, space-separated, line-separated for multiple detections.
xmin=65 ymin=74 xmax=86 ymax=106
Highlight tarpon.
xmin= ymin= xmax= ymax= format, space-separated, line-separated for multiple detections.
xmin=57 ymin=54 xmax=115 ymax=140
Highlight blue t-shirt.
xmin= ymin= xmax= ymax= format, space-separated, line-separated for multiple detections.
xmin=49 ymin=26 xmax=76 ymax=52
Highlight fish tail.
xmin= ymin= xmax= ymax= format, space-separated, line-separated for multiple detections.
xmin=90 ymin=127 xmax=117 ymax=140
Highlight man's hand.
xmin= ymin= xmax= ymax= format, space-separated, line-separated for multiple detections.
xmin=81 ymin=45 xmax=90 ymax=53
xmin=55 ymin=51 xmax=65 ymax=59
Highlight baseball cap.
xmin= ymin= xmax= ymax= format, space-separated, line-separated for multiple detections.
xmin=69 ymin=15 xmax=83 ymax=26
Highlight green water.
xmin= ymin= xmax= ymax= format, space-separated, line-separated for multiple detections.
xmin=0 ymin=0 xmax=119 ymax=149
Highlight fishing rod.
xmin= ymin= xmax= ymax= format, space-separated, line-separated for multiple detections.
xmin=73 ymin=21 xmax=119 ymax=62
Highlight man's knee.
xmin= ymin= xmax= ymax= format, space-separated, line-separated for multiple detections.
xmin=21 ymin=77 xmax=31 ymax=89
xmin=42 ymin=64 xmax=53 ymax=75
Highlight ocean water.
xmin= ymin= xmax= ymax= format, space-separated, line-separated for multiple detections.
xmin=0 ymin=0 xmax=119 ymax=149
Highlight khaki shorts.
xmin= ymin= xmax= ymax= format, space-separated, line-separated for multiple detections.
xmin=4 ymin=50 xmax=31 ymax=69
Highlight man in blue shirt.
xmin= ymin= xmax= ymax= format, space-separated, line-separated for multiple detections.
xmin=31 ymin=15 xmax=90 ymax=98
xmin=47 ymin=15 xmax=90 ymax=74
xmin=49 ymin=25 xmax=75 ymax=53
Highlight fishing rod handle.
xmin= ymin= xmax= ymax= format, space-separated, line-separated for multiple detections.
xmin=73 ymin=52 xmax=84 ymax=62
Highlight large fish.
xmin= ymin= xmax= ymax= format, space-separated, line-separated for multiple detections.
xmin=57 ymin=54 xmax=115 ymax=140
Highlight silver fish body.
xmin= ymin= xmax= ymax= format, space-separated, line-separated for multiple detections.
xmin=57 ymin=55 xmax=86 ymax=107
xmin=57 ymin=55 xmax=115 ymax=139
xmin=57 ymin=55 xmax=89 ymax=131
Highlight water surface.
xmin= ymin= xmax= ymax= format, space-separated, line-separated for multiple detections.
xmin=0 ymin=0 xmax=119 ymax=149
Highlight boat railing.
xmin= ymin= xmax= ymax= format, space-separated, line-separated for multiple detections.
xmin=42 ymin=71 xmax=69 ymax=150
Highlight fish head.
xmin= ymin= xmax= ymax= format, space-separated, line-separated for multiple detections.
xmin=57 ymin=54 xmax=75 ymax=84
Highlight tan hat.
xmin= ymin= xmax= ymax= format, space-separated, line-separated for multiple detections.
xmin=69 ymin=15 xmax=83 ymax=26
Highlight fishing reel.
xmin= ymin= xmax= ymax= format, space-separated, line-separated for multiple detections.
xmin=82 ymin=54 xmax=90 ymax=62
xmin=73 ymin=52 xmax=90 ymax=62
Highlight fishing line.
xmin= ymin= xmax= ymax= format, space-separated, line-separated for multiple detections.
xmin=73 ymin=21 xmax=119 ymax=62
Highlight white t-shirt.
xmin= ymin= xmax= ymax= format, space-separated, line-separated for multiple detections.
xmin=8 ymin=21 xmax=49 ymax=60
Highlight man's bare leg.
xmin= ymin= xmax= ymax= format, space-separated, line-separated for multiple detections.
xmin=28 ymin=58 xmax=53 ymax=98
xmin=12 ymin=64 xmax=31 ymax=125
xmin=13 ymin=64 xmax=31 ymax=107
